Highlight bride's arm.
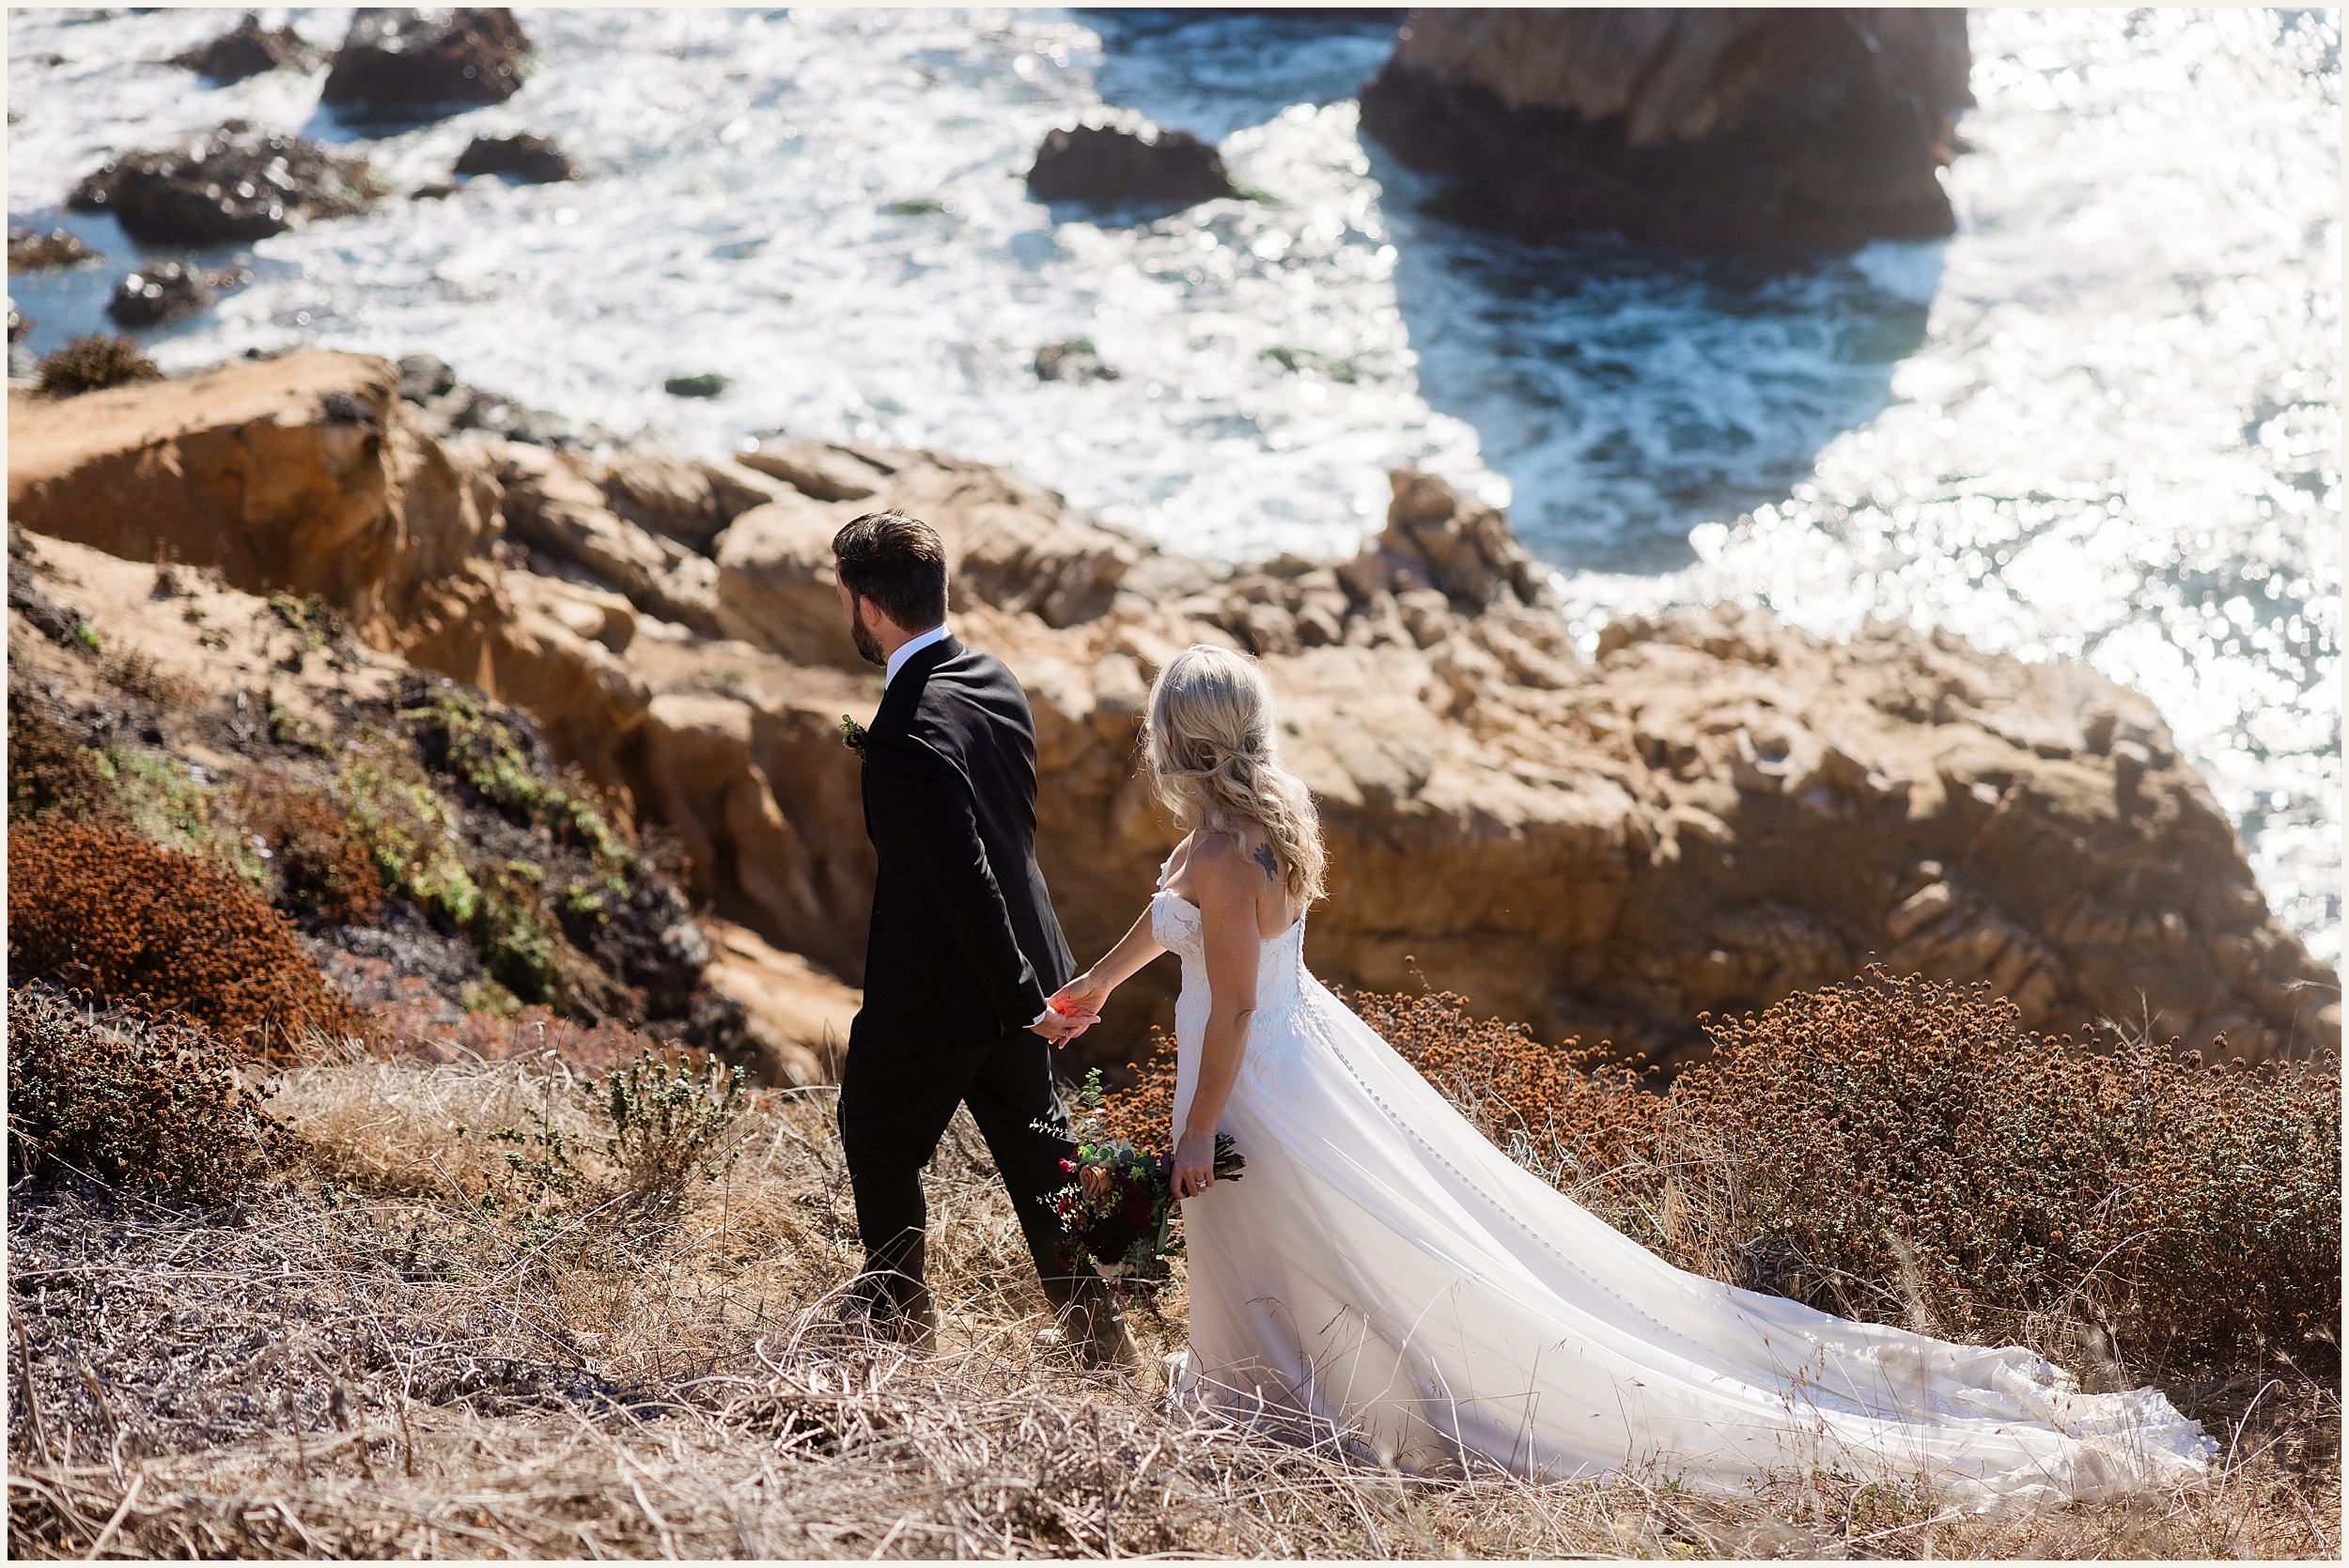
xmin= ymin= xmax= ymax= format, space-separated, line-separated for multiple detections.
xmin=1048 ymin=904 xmax=1166 ymax=1025
xmin=1170 ymin=835 xmax=1261 ymax=1201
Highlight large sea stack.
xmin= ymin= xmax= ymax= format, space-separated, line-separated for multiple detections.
xmin=1358 ymin=8 xmax=1971 ymax=251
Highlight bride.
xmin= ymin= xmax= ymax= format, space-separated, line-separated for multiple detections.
xmin=1049 ymin=644 xmax=2215 ymax=1510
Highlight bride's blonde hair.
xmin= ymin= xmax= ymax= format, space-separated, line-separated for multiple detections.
xmin=1143 ymin=644 xmax=1326 ymax=904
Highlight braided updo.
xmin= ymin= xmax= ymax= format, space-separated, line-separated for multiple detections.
xmin=1143 ymin=644 xmax=1326 ymax=905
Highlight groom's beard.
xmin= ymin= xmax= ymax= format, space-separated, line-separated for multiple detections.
xmin=849 ymin=601 xmax=886 ymax=667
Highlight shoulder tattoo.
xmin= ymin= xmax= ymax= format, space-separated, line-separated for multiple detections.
xmin=1250 ymin=841 xmax=1281 ymax=882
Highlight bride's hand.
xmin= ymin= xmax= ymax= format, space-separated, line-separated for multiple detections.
xmin=1048 ymin=971 xmax=1111 ymax=1025
xmin=1171 ymin=1129 xmax=1220 ymax=1201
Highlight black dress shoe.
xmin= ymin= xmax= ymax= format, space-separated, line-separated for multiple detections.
xmin=1040 ymin=1274 xmax=1141 ymax=1371
xmin=844 ymin=1272 xmax=938 ymax=1350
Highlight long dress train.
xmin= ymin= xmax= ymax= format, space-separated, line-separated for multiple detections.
xmin=1154 ymin=879 xmax=2214 ymax=1511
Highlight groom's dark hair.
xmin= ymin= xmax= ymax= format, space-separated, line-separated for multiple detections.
xmin=832 ymin=512 xmax=949 ymax=631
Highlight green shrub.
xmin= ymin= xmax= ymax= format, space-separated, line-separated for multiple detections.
xmin=397 ymin=688 xmax=631 ymax=866
xmin=475 ymin=1049 xmax=744 ymax=1244
xmin=603 ymin=1049 xmax=745 ymax=1227
xmin=6 ymin=986 xmax=289 ymax=1198
xmin=477 ymin=862 xmax=559 ymax=1005
xmin=340 ymin=744 xmax=483 ymax=924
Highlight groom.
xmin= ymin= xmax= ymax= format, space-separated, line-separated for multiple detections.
xmin=831 ymin=511 xmax=1136 ymax=1367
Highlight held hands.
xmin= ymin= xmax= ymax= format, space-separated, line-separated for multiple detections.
xmin=1171 ymin=1128 xmax=1220 ymax=1200
xmin=1028 ymin=1005 xmax=1088 ymax=1044
xmin=1035 ymin=972 xmax=1112 ymax=1047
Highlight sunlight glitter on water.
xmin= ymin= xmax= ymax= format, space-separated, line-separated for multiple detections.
xmin=6 ymin=7 xmax=2338 ymax=959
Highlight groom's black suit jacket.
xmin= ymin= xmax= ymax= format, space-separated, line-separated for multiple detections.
xmin=852 ymin=635 xmax=1076 ymax=1053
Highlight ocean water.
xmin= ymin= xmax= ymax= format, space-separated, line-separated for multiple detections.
xmin=8 ymin=8 xmax=2339 ymax=962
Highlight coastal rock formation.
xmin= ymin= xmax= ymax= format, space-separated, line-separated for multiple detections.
xmin=321 ymin=8 xmax=532 ymax=117
xmin=8 ymin=226 xmax=95 ymax=272
xmin=737 ymin=439 xmax=886 ymax=502
xmin=699 ymin=919 xmax=861 ymax=1086
xmin=1027 ymin=119 xmax=1237 ymax=208
xmin=467 ymin=437 xmax=779 ymax=636
xmin=171 ymin=12 xmax=316 ymax=84
xmin=7 ymin=352 xmax=494 ymax=649
xmin=1359 ymin=8 xmax=1971 ymax=250
xmin=1034 ymin=340 xmax=1120 ymax=383
xmin=68 ymin=126 xmax=373 ymax=245
xmin=105 ymin=261 xmax=241 ymax=329
xmin=454 ymin=133 xmax=575 ymax=184
xmin=8 ymin=349 xmax=2333 ymax=1078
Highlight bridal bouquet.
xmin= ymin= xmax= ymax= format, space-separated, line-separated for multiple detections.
xmin=1046 ymin=1070 xmax=1242 ymax=1298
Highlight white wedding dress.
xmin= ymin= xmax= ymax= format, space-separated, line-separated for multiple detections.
xmin=1153 ymin=877 xmax=2216 ymax=1510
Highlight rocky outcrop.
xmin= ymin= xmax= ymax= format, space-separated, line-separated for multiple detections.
xmin=1359 ymin=8 xmax=1970 ymax=251
xmin=7 ymin=353 xmax=622 ymax=784
xmin=1034 ymin=340 xmax=1120 ymax=383
xmin=454 ymin=133 xmax=574 ymax=184
xmin=712 ymin=445 xmax=1221 ymax=670
xmin=9 ymin=349 xmax=2334 ymax=1079
xmin=106 ymin=261 xmax=243 ymax=329
xmin=466 ymin=438 xmax=790 ymax=637
xmin=737 ymin=439 xmax=886 ymax=502
xmin=171 ymin=12 xmax=316 ymax=84
xmin=320 ymin=8 xmax=532 ymax=117
xmin=7 ymin=352 xmax=494 ymax=648
xmin=696 ymin=920 xmax=860 ymax=1087
xmin=68 ymin=126 xmax=373 ymax=245
xmin=1027 ymin=119 xmax=1237 ymax=208
xmin=8 ymin=227 xmax=95 ymax=272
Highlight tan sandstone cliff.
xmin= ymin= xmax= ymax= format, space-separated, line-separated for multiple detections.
xmin=10 ymin=350 xmax=2334 ymax=1070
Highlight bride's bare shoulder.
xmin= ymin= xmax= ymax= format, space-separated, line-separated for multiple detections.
xmin=1183 ymin=830 xmax=1259 ymax=894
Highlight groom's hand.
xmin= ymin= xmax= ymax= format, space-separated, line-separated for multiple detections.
xmin=1028 ymin=1008 xmax=1086 ymax=1044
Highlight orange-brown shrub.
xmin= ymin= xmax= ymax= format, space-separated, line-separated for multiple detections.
xmin=1661 ymin=973 xmax=2341 ymax=1374
xmin=1098 ymin=971 xmax=2340 ymax=1377
xmin=240 ymin=778 xmax=384 ymax=924
xmin=1345 ymin=986 xmax=1667 ymax=1184
xmin=5 ymin=986 xmax=289 ymax=1198
xmin=8 ymin=818 xmax=367 ymax=1061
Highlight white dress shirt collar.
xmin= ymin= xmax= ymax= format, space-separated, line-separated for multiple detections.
xmin=884 ymin=623 xmax=951 ymax=689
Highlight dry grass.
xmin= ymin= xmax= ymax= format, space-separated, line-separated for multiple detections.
xmin=8 ymin=1041 xmax=2338 ymax=1560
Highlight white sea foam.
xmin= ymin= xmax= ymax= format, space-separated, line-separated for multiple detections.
xmin=7 ymin=7 xmax=2338 ymax=959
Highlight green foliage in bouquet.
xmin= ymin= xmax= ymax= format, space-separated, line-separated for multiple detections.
xmin=1045 ymin=1069 xmax=1242 ymax=1299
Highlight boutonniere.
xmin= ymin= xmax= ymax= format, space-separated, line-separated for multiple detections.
xmin=839 ymin=714 xmax=868 ymax=754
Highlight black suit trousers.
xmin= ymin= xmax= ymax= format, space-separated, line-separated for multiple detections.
xmin=837 ymin=1024 xmax=1079 ymax=1311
